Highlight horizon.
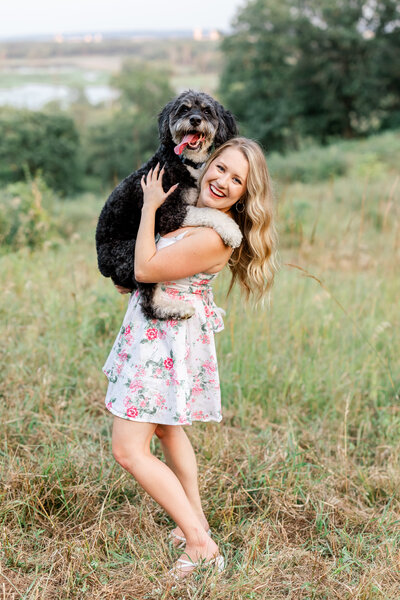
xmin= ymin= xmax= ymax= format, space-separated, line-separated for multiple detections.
xmin=0 ymin=27 xmax=225 ymax=43
xmin=0 ymin=0 xmax=244 ymax=41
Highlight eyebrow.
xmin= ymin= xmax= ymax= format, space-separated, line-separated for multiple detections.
xmin=217 ymin=159 xmax=246 ymax=181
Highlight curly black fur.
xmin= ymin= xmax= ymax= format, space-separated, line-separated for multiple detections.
xmin=95 ymin=90 xmax=238 ymax=319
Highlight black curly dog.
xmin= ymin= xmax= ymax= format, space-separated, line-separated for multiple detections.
xmin=95 ymin=90 xmax=242 ymax=320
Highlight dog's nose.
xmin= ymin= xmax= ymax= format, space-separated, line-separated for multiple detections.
xmin=189 ymin=115 xmax=202 ymax=127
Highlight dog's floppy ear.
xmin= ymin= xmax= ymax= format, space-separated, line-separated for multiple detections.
xmin=158 ymin=99 xmax=176 ymax=145
xmin=214 ymin=104 xmax=238 ymax=147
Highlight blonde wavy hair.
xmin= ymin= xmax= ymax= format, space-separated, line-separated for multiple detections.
xmin=199 ymin=137 xmax=278 ymax=303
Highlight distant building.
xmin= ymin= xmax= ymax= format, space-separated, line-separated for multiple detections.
xmin=193 ymin=28 xmax=221 ymax=41
xmin=193 ymin=28 xmax=203 ymax=41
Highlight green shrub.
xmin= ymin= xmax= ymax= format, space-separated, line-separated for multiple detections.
xmin=0 ymin=107 xmax=83 ymax=195
xmin=268 ymin=144 xmax=348 ymax=184
xmin=0 ymin=176 xmax=59 ymax=252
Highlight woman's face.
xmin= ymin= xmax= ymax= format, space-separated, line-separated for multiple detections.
xmin=197 ymin=147 xmax=249 ymax=214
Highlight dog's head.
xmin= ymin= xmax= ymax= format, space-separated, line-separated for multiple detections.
xmin=158 ymin=90 xmax=238 ymax=164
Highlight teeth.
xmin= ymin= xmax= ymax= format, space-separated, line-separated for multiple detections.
xmin=210 ymin=184 xmax=225 ymax=197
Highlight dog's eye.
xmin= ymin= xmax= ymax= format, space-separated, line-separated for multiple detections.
xmin=203 ymin=107 xmax=212 ymax=115
xmin=179 ymin=106 xmax=190 ymax=114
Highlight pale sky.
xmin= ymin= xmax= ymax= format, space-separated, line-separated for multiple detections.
xmin=0 ymin=0 xmax=246 ymax=39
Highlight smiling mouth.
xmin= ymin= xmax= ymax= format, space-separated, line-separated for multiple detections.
xmin=209 ymin=184 xmax=225 ymax=198
xmin=174 ymin=132 xmax=206 ymax=155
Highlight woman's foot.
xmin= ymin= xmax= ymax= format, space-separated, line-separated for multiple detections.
xmin=169 ymin=535 xmax=223 ymax=580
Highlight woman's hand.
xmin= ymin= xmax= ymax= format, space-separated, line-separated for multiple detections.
xmin=140 ymin=163 xmax=179 ymax=211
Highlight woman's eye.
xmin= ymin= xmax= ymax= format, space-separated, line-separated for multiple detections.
xmin=233 ymin=178 xmax=241 ymax=184
xmin=217 ymin=165 xmax=224 ymax=171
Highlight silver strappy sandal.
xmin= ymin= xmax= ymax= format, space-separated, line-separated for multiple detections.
xmin=168 ymin=554 xmax=225 ymax=580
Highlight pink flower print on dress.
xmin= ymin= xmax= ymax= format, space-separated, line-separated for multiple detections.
xmin=126 ymin=406 xmax=138 ymax=418
xmin=116 ymin=363 xmax=123 ymax=374
xmin=140 ymin=400 xmax=147 ymax=407
xmin=201 ymin=334 xmax=210 ymax=344
xmin=192 ymin=379 xmax=203 ymax=395
xmin=192 ymin=410 xmax=204 ymax=420
xmin=204 ymin=304 xmax=211 ymax=317
xmin=203 ymin=359 xmax=216 ymax=374
xmin=129 ymin=379 xmax=143 ymax=392
xmin=107 ymin=401 xmax=112 ymax=409
xmin=118 ymin=351 xmax=128 ymax=361
xmin=178 ymin=415 xmax=188 ymax=424
xmin=164 ymin=357 xmax=174 ymax=370
xmin=198 ymin=279 xmax=210 ymax=285
xmin=155 ymin=367 xmax=163 ymax=377
xmin=146 ymin=328 xmax=158 ymax=340
xmin=167 ymin=319 xmax=178 ymax=327
xmin=124 ymin=325 xmax=131 ymax=335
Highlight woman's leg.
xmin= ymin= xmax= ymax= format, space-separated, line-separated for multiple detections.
xmin=112 ymin=416 xmax=219 ymax=573
xmin=155 ymin=425 xmax=209 ymax=538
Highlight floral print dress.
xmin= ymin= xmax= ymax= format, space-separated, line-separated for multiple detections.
xmin=102 ymin=231 xmax=225 ymax=425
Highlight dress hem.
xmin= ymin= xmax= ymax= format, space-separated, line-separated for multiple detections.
xmin=105 ymin=404 xmax=223 ymax=426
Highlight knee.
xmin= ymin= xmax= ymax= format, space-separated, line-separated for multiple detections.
xmin=155 ymin=424 xmax=181 ymax=441
xmin=112 ymin=441 xmax=143 ymax=471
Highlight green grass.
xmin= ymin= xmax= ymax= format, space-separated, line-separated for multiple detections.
xmin=268 ymin=129 xmax=400 ymax=184
xmin=1 ymin=132 xmax=399 ymax=598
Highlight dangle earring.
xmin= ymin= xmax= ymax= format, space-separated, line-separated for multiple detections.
xmin=236 ymin=199 xmax=245 ymax=213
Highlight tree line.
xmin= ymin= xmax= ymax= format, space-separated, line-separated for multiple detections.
xmin=0 ymin=61 xmax=174 ymax=195
xmin=219 ymin=0 xmax=400 ymax=150
xmin=0 ymin=0 xmax=399 ymax=194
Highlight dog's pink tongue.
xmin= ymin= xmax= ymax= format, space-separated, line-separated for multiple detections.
xmin=174 ymin=133 xmax=200 ymax=155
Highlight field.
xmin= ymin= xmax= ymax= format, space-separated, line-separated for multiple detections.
xmin=1 ymin=131 xmax=399 ymax=598
xmin=0 ymin=38 xmax=221 ymax=109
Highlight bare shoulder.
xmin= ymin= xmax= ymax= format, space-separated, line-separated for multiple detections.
xmin=185 ymin=226 xmax=232 ymax=250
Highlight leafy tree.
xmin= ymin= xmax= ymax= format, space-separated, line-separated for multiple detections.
xmin=219 ymin=0 xmax=400 ymax=149
xmin=0 ymin=108 xmax=83 ymax=195
xmin=219 ymin=0 xmax=300 ymax=151
xmin=85 ymin=109 xmax=159 ymax=184
xmin=111 ymin=59 xmax=174 ymax=115
xmin=85 ymin=61 xmax=174 ymax=186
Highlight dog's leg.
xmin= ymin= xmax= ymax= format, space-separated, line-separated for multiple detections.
xmin=182 ymin=206 xmax=243 ymax=248
xmin=140 ymin=284 xmax=195 ymax=320
xmin=153 ymin=285 xmax=195 ymax=319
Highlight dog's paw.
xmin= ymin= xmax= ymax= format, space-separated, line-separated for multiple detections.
xmin=153 ymin=287 xmax=195 ymax=320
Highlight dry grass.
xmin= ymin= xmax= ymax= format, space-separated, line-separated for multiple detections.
xmin=1 ymin=139 xmax=400 ymax=598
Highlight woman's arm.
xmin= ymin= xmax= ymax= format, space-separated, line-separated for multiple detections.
xmin=134 ymin=165 xmax=232 ymax=283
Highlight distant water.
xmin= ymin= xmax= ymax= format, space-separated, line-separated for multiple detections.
xmin=0 ymin=83 xmax=119 ymax=109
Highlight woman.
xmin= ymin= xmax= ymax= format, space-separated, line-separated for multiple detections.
xmin=102 ymin=137 xmax=277 ymax=578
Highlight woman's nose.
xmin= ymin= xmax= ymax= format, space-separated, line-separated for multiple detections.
xmin=216 ymin=173 xmax=228 ymax=187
